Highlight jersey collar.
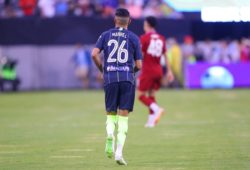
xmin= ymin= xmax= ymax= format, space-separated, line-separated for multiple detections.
xmin=115 ymin=27 xmax=126 ymax=31
xmin=146 ymin=30 xmax=156 ymax=34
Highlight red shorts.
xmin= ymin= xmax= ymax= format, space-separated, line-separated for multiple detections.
xmin=138 ymin=73 xmax=162 ymax=92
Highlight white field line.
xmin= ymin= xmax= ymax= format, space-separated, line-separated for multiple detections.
xmin=169 ymin=168 xmax=186 ymax=170
xmin=62 ymin=149 xmax=93 ymax=152
xmin=0 ymin=144 xmax=30 ymax=148
xmin=50 ymin=155 xmax=84 ymax=159
xmin=0 ymin=151 xmax=24 ymax=154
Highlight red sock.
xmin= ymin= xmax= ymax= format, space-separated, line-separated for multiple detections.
xmin=149 ymin=108 xmax=154 ymax=115
xmin=139 ymin=94 xmax=154 ymax=107
xmin=149 ymin=96 xmax=156 ymax=103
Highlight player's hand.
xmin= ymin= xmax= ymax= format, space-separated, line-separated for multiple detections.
xmin=98 ymin=72 xmax=103 ymax=80
xmin=166 ymin=70 xmax=174 ymax=83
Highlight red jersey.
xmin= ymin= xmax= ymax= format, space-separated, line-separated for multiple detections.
xmin=140 ymin=32 xmax=166 ymax=76
xmin=19 ymin=0 xmax=36 ymax=16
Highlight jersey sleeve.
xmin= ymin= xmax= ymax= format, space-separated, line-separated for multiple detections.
xmin=95 ymin=32 xmax=106 ymax=51
xmin=133 ymin=35 xmax=143 ymax=61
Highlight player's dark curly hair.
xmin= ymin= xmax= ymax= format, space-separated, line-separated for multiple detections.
xmin=115 ymin=8 xmax=130 ymax=18
xmin=145 ymin=16 xmax=157 ymax=28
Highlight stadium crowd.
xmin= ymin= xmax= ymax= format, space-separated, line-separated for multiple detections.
xmin=168 ymin=36 xmax=250 ymax=64
xmin=0 ymin=0 xmax=181 ymax=18
xmin=165 ymin=37 xmax=250 ymax=86
xmin=72 ymin=37 xmax=250 ymax=88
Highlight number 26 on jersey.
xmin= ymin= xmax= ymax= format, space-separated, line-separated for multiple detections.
xmin=107 ymin=39 xmax=128 ymax=63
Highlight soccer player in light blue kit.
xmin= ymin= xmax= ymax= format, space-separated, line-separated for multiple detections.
xmin=91 ymin=8 xmax=142 ymax=165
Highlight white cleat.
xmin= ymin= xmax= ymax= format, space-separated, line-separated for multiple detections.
xmin=144 ymin=122 xmax=155 ymax=128
xmin=153 ymin=108 xmax=164 ymax=125
xmin=144 ymin=114 xmax=155 ymax=128
xmin=115 ymin=156 xmax=127 ymax=166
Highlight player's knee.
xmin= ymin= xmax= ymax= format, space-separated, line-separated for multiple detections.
xmin=137 ymin=91 xmax=145 ymax=100
xmin=148 ymin=90 xmax=155 ymax=97
xmin=119 ymin=110 xmax=129 ymax=116
xmin=148 ymin=93 xmax=155 ymax=98
xmin=107 ymin=111 xmax=117 ymax=115
xmin=138 ymin=94 xmax=143 ymax=101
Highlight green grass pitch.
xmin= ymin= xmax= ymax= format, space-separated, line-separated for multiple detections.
xmin=0 ymin=89 xmax=250 ymax=170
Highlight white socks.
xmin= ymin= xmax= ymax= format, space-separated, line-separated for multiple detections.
xmin=115 ymin=144 xmax=123 ymax=158
xmin=149 ymin=103 xmax=160 ymax=113
xmin=148 ymin=114 xmax=155 ymax=123
xmin=115 ymin=116 xmax=128 ymax=158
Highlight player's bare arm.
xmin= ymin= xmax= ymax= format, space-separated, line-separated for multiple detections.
xmin=134 ymin=60 xmax=142 ymax=72
xmin=91 ymin=47 xmax=103 ymax=73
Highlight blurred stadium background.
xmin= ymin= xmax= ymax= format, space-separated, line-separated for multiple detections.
xmin=0 ymin=0 xmax=250 ymax=90
xmin=0 ymin=0 xmax=250 ymax=169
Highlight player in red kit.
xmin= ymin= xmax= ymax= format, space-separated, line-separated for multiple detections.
xmin=138 ymin=16 xmax=174 ymax=128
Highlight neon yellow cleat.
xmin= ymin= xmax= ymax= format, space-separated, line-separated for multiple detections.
xmin=105 ymin=137 xmax=114 ymax=158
